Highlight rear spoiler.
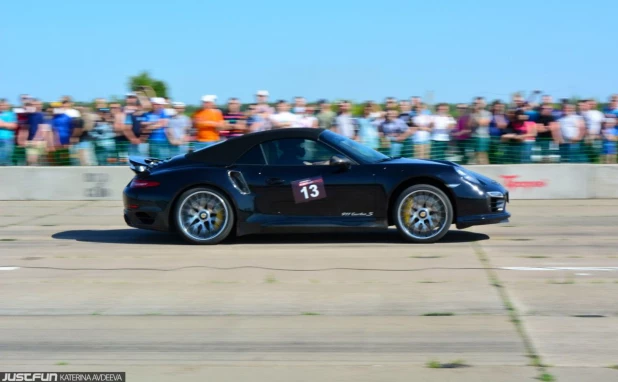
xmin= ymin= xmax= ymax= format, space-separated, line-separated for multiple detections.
xmin=129 ymin=156 xmax=163 ymax=175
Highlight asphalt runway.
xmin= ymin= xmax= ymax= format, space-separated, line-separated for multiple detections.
xmin=1 ymin=200 xmax=617 ymax=382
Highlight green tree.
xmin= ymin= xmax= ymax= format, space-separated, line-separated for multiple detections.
xmin=128 ymin=71 xmax=169 ymax=98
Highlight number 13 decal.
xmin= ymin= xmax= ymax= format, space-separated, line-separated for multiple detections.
xmin=300 ymin=184 xmax=320 ymax=199
xmin=291 ymin=176 xmax=327 ymax=204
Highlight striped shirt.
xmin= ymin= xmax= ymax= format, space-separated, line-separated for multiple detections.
xmin=222 ymin=111 xmax=247 ymax=138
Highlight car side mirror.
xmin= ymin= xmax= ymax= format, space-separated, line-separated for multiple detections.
xmin=329 ymin=155 xmax=352 ymax=170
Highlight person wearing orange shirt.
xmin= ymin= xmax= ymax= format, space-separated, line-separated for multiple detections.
xmin=192 ymin=95 xmax=224 ymax=150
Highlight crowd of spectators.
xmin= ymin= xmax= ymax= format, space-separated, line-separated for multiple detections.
xmin=0 ymin=91 xmax=617 ymax=166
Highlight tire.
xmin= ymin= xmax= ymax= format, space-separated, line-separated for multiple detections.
xmin=393 ymin=184 xmax=453 ymax=243
xmin=174 ymin=187 xmax=235 ymax=245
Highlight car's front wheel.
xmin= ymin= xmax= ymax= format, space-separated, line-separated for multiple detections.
xmin=174 ymin=187 xmax=234 ymax=244
xmin=394 ymin=184 xmax=453 ymax=243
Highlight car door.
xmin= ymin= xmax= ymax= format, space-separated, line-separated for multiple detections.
xmin=256 ymin=138 xmax=379 ymax=218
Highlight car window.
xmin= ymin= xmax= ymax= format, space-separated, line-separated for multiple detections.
xmin=261 ymin=138 xmax=343 ymax=166
xmin=321 ymin=130 xmax=389 ymax=163
xmin=236 ymin=145 xmax=266 ymax=165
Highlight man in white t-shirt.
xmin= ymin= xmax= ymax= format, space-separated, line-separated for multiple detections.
xmin=297 ymin=105 xmax=318 ymax=128
xmin=270 ymin=100 xmax=301 ymax=128
xmin=581 ymin=100 xmax=604 ymax=136
xmin=429 ymin=103 xmax=456 ymax=160
xmin=411 ymin=105 xmax=432 ymax=158
xmin=559 ymin=103 xmax=586 ymax=162
xmin=581 ymin=99 xmax=605 ymax=161
xmin=334 ymin=101 xmax=356 ymax=139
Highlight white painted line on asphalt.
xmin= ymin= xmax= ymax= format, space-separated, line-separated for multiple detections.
xmin=576 ymin=273 xmax=591 ymax=276
xmin=0 ymin=267 xmax=20 ymax=271
xmin=502 ymin=267 xmax=618 ymax=272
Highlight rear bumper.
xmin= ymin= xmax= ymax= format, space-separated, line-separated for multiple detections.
xmin=456 ymin=211 xmax=511 ymax=229
xmin=123 ymin=187 xmax=170 ymax=232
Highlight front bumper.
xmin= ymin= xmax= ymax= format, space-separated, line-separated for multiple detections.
xmin=456 ymin=211 xmax=511 ymax=229
xmin=455 ymin=184 xmax=511 ymax=229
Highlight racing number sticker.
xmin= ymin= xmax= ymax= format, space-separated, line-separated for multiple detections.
xmin=291 ymin=176 xmax=327 ymax=204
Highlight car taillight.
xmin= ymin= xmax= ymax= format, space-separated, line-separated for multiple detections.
xmin=130 ymin=179 xmax=160 ymax=188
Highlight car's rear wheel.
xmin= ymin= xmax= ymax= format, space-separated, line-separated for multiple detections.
xmin=394 ymin=184 xmax=453 ymax=243
xmin=175 ymin=187 xmax=234 ymax=245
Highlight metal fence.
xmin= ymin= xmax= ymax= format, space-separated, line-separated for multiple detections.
xmin=6 ymin=137 xmax=615 ymax=166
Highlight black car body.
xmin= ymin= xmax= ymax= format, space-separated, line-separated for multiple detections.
xmin=123 ymin=128 xmax=510 ymax=244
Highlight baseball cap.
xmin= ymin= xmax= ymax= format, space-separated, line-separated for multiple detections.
xmin=201 ymin=95 xmax=217 ymax=103
xmin=150 ymin=97 xmax=167 ymax=105
xmin=126 ymin=92 xmax=137 ymax=98
xmin=172 ymin=102 xmax=186 ymax=108
xmin=256 ymin=90 xmax=269 ymax=97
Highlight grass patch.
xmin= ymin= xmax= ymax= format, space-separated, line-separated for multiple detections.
xmin=309 ymin=279 xmax=320 ymax=284
xmin=426 ymin=359 xmax=468 ymax=369
xmin=567 ymin=256 xmax=583 ymax=259
xmin=409 ymin=255 xmax=442 ymax=259
xmin=537 ymin=372 xmax=555 ymax=382
xmin=471 ymin=243 xmax=551 ymax=379
xmin=41 ymin=224 xmax=57 ymax=227
xmin=418 ymin=280 xmax=443 ymax=284
xmin=422 ymin=312 xmax=454 ymax=317
xmin=0 ymin=238 xmax=17 ymax=242
xmin=55 ymin=361 xmax=69 ymax=366
xmin=301 ymin=312 xmax=320 ymax=316
xmin=528 ymin=355 xmax=549 ymax=368
xmin=91 ymin=311 xmax=103 ymax=316
xmin=589 ymin=280 xmax=606 ymax=284
xmin=264 ymin=275 xmax=278 ymax=284
xmin=510 ymin=238 xmax=532 ymax=241
xmin=608 ymin=364 xmax=618 ymax=370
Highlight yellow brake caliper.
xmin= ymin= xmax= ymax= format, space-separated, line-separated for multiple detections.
xmin=214 ymin=209 xmax=224 ymax=229
xmin=402 ymin=198 xmax=414 ymax=227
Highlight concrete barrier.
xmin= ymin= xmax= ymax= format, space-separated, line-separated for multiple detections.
xmin=470 ymin=164 xmax=593 ymax=200
xmin=0 ymin=165 xmax=616 ymax=200
xmin=0 ymin=167 xmax=133 ymax=201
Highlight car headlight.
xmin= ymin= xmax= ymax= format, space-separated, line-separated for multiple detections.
xmin=455 ymin=167 xmax=481 ymax=184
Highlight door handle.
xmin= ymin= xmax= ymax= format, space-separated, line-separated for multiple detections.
xmin=266 ymin=178 xmax=285 ymax=186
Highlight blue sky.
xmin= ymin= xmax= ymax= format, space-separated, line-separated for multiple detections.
xmin=1 ymin=0 xmax=615 ymax=105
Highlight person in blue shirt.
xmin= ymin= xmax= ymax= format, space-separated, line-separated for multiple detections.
xmin=356 ymin=102 xmax=380 ymax=150
xmin=51 ymin=109 xmax=73 ymax=147
xmin=24 ymin=100 xmax=50 ymax=165
xmin=0 ymin=99 xmax=18 ymax=165
xmin=601 ymin=96 xmax=618 ymax=163
xmin=145 ymin=97 xmax=170 ymax=158
xmin=522 ymin=102 xmax=539 ymax=123
xmin=125 ymin=102 xmax=150 ymax=157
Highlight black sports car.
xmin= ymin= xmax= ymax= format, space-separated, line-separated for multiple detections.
xmin=124 ymin=128 xmax=510 ymax=244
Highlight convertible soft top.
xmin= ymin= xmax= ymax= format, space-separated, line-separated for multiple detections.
xmin=186 ymin=128 xmax=326 ymax=166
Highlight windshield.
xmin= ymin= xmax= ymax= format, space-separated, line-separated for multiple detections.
xmin=321 ymin=130 xmax=390 ymax=163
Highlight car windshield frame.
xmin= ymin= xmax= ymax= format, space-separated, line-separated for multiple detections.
xmin=320 ymin=130 xmax=390 ymax=164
